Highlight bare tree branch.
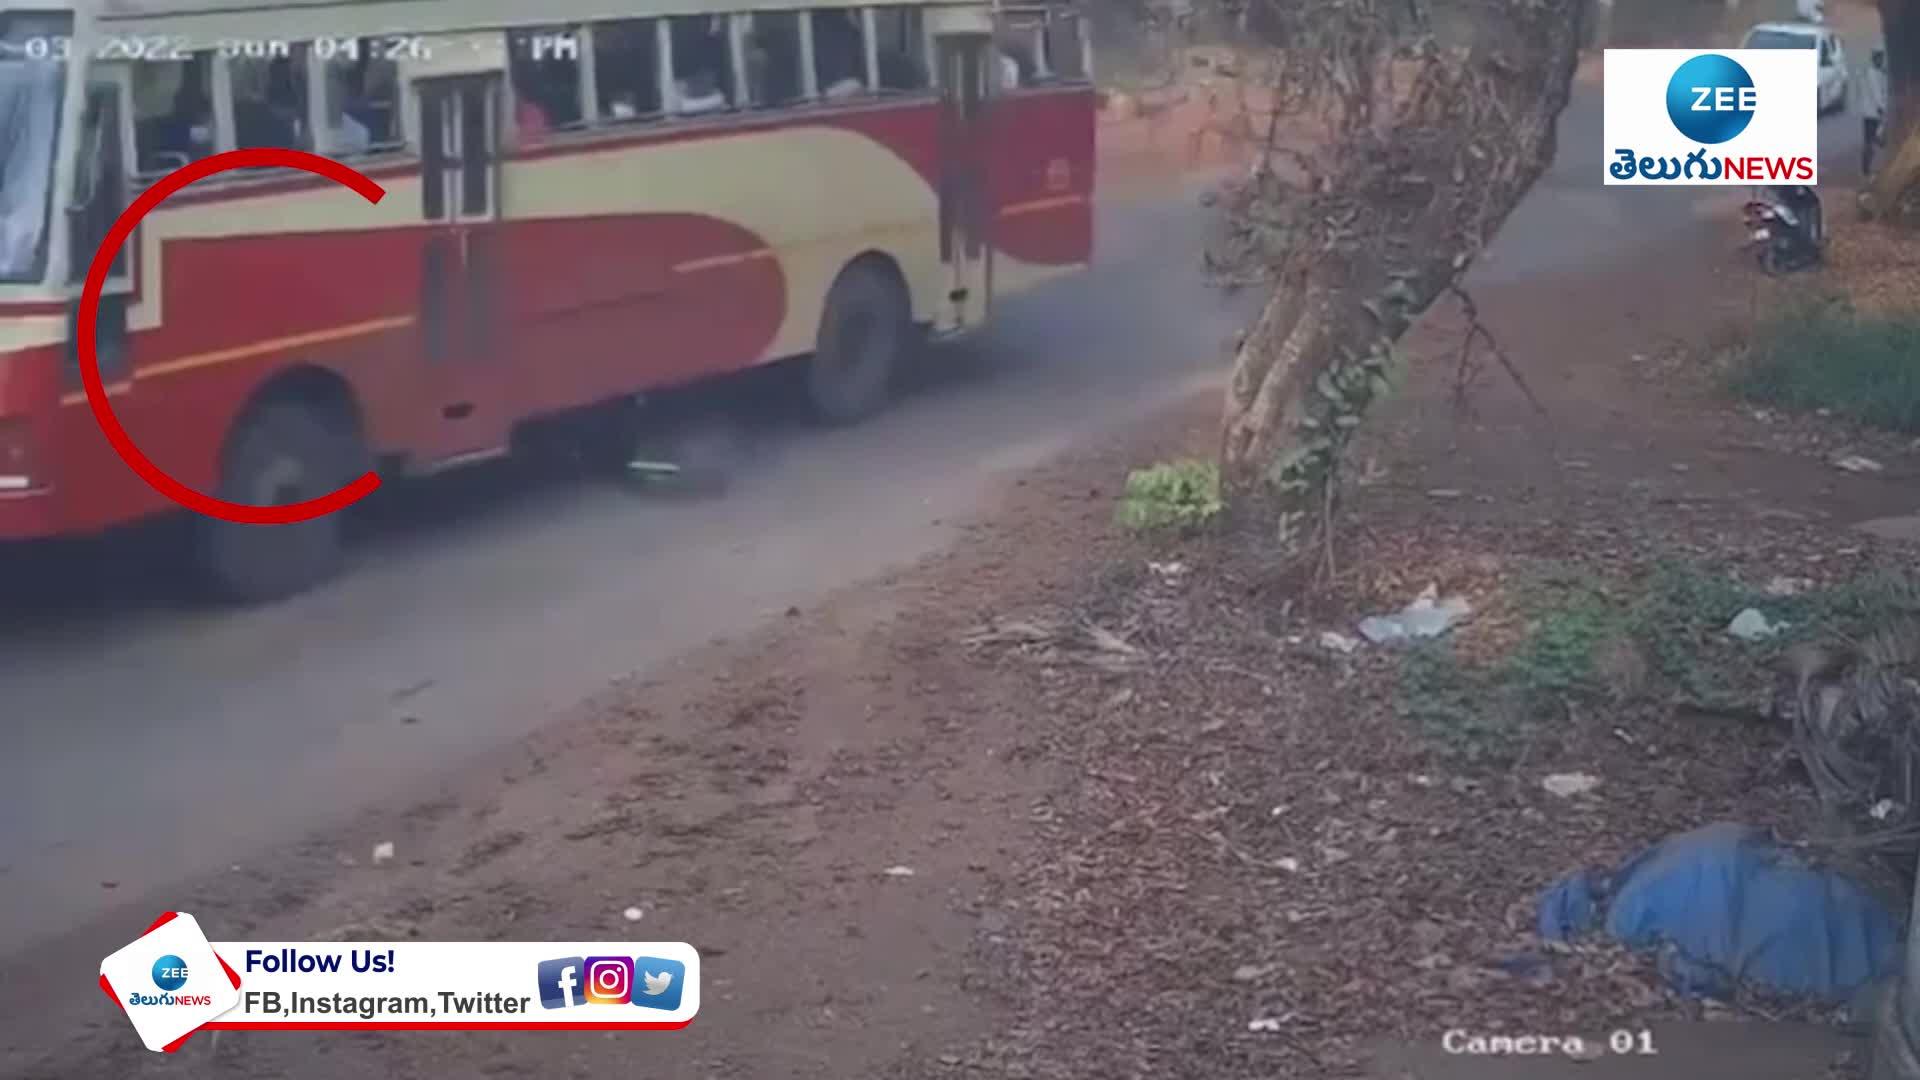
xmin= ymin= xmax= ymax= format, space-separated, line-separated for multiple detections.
xmin=1445 ymin=282 xmax=1550 ymax=421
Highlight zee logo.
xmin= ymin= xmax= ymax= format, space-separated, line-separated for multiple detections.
xmin=151 ymin=955 xmax=189 ymax=991
xmin=1666 ymin=54 xmax=1757 ymax=144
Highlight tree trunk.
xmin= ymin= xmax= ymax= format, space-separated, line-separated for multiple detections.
xmin=1219 ymin=1 xmax=1586 ymax=544
xmin=1869 ymin=127 xmax=1920 ymax=219
xmin=1884 ymin=1 xmax=1920 ymax=139
xmin=1869 ymin=1 xmax=1920 ymax=217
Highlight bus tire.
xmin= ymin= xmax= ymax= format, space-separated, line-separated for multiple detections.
xmin=196 ymin=402 xmax=365 ymax=603
xmin=806 ymin=262 xmax=909 ymax=425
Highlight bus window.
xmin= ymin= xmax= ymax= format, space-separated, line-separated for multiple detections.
xmin=320 ymin=42 xmax=401 ymax=155
xmin=593 ymin=18 xmax=663 ymax=123
xmin=68 ymin=80 xmax=130 ymax=284
xmin=0 ymin=12 xmax=67 ymax=284
xmin=872 ymin=7 xmax=929 ymax=92
xmin=811 ymin=8 xmax=868 ymax=100
xmin=742 ymin=12 xmax=802 ymax=107
xmin=997 ymin=18 xmax=1044 ymax=84
xmin=229 ymin=44 xmax=313 ymax=151
xmin=1045 ymin=11 xmax=1086 ymax=81
xmin=508 ymin=26 xmax=586 ymax=135
xmin=669 ymin=15 xmax=734 ymax=115
xmin=132 ymin=53 xmax=213 ymax=178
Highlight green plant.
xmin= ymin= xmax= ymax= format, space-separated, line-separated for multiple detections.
xmin=1397 ymin=642 xmax=1535 ymax=763
xmin=1115 ymin=459 xmax=1224 ymax=533
xmin=1728 ymin=302 xmax=1920 ymax=434
xmin=1401 ymin=557 xmax=1920 ymax=762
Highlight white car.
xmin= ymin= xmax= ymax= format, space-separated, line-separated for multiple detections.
xmin=1742 ymin=22 xmax=1851 ymax=114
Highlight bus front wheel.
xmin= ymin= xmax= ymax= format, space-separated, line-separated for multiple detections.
xmin=196 ymin=402 xmax=366 ymax=603
xmin=806 ymin=262 xmax=909 ymax=425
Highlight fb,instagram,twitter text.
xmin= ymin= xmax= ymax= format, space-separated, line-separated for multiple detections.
xmin=241 ymin=990 xmax=531 ymax=1020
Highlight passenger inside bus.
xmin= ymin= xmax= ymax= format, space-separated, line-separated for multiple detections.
xmin=141 ymin=66 xmax=213 ymax=171
xmin=812 ymin=9 xmax=867 ymax=99
xmin=508 ymin=28 xmax=584 ymax=134
xmin=671 ymin=16 xmax=732 ymax=113
xmin=512 ymin=70 xmax=551 ymax=139
xmin=593 ymin=19 xmax=661 ymax=122
xmin=605 ymin=92 xmax=640 ymax=120
xmin=233 ymin=55 xmax=308 ymax=150
xmin=324 ymin=50 xmax=398 ymax=152
xmin=325 ymin=70 xmax=373 ymax=155
xmin=995 ymin=47 xmax=1021 ymax=89
xmin=995 ymin=31 xmax=1034 ymax=88
xmin=676 ymin=69 xmax=729 ymax=114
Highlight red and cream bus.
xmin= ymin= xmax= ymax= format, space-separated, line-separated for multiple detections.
xmin=0 ymin=0 xmax=1094 ymax=600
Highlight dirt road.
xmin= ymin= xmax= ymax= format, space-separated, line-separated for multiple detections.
xmin=0 ymin=178 xmax=1246 ymax=950
xmin=3 ymin=51 xmax=1889 ymax=1080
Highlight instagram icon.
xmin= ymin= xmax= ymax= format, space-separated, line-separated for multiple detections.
xmin=583 ymin=956 xmax=634 ymax=1005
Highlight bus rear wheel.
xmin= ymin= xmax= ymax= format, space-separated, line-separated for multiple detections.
xmin=195 ymin=402 xmax=366 ymax=603
xmin=806 ymin=262 xmax=909 ymax=425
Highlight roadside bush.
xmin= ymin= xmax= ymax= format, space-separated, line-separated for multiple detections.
xmin=1729 ymin=303 xmax=1920 ymax=434
xmin=1399 ymin=559 xmax=1920 ymax=762
xmin=1116 ymin=459 xmax=1223 ymax=533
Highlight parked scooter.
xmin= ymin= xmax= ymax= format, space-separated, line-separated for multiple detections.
xmin=1742 ymin=184 xmax=1824 ymax=274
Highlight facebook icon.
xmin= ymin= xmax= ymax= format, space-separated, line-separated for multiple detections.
xmin=537 ymin=957 xmax=587 ymax=1009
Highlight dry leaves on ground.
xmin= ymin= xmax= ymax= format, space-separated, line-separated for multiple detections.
xmin=936 ymin=495 xmax=1891 ymax=1080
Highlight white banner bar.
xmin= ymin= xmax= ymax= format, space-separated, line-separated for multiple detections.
xmin=205 ymin=942 xmax=700 ymax=1030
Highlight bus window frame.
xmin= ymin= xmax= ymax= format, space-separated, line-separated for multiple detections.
xmin=807 ymin=6 xmax=870 ymax=102
xmin=97 ymin=2 xmax=984 ymax=171
xmin=727 ymin=13 xmax=749 ymax=107
xmin=0 ymin=11 xmax=70 ymax=288
xmin=577 ymin=23 xmax=600 ymax=124
xmin=66 ymin=67 xmax=135 ymax=290
xmin=736 ymin=9 xmax=806 ymax=111
xmin=312 ymin=41 xmax=411 ymax=159
xmin=862 ymin=8 xmax=880 ymax=94
xmin=129 ymin=50 xmax=215 ymax=183
xmin=507 ymin=23 xmax=590 ymax=136
xmin=226 ymin=41 xmax=317 ymax=153
xmin=869 ymin=4 xmax=937 ymax=97
xmin=798 ymin=10 xmax=819 ymax=100
xmin=584 ymin=19 xmax=672 ymax=128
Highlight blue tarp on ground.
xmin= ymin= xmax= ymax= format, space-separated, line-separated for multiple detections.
xmin=1537 ymin=822 xmax=1904 ymax=1002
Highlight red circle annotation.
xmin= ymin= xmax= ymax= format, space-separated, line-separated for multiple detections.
xmin=76 ymin=148 xmax=386 ymax=525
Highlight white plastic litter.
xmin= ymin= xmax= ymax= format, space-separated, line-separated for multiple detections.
xmin=1542 ymin=772 xmax=1601 ymax=798
xmin=371 ymin=842 xmax=395 ymax=865
xmin=1357 ymin=585 xmax=1473 ymax=645
xmin=1727 ymin=608 xmax=1788 ymax=642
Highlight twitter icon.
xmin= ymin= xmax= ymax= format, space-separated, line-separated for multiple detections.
xmin=630 ymin=956 xmax=687 ymax=1012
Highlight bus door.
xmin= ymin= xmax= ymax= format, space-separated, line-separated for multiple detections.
xmin=936 ymin=34 xmax=992 ymax=332
xmin=414 ymin=73 xmax=513 ymax=465
xmin=65 ymin=64 xmax=136 ymax=386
